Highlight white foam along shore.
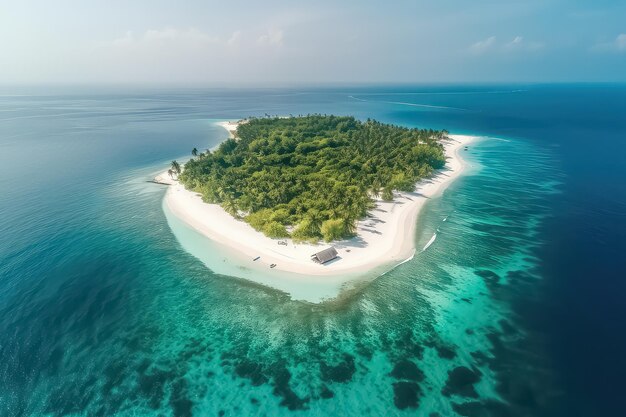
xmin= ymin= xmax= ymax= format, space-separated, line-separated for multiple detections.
xmin=160 ymin=121 xmax=478 ymax=283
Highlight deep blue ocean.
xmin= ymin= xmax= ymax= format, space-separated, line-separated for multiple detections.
xmin=1 ymin=84 xmax=625 ymax=416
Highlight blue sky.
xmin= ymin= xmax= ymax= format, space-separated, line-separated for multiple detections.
xmin=1 ymin=0 xmax=625 ymax=84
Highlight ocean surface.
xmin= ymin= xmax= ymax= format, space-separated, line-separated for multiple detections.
xmin=1 ymin=84 xmax=625 ymax=416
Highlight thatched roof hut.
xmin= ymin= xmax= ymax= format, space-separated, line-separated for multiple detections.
xmin=311 ymin=247 xmax=338 ymax=264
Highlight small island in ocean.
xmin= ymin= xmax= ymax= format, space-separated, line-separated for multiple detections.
xmin=181 ymin=115 xmax=447 ymax=241
xmin=157 ymin=116 xmax=476 ymax=283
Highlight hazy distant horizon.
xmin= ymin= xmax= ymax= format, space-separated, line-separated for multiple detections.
xmin=2 ymin=1 xmax=626 ymax=85
xmin=2 ymin=80 xmax=626 ymax=91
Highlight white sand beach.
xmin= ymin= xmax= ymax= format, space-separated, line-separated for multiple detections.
xmin=215 ymin=120 xmax=240 ymax=138
xmin=160 ymin=121 xmax=478 ymax=281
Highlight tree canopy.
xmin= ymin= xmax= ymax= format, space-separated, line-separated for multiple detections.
xmin=179 ymin=115 xmax=447 ymax=242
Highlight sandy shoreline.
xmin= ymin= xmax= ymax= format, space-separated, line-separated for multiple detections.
xmin=160 ymin=121 xmax=478 ymax=279
xmin=214 ymin=120 xmax=239 ymax=138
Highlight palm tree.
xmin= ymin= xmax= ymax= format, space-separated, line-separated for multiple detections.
xmin=382 ymin=186 xmax=394 ymax=201
xmin=167 ymin=169 xmax=174 ymax=178
xmin=307 ymin=209 xmax=325 ymax=234
xmin=222 ymin=197 xmax=239 ymax=218
xmin=192 ymin=148 xmax=198 ymax=156
xmin=341 ymin=218 xmax=357 ymax=236
xmin=171 ymin=160 xmax=181 ymax=175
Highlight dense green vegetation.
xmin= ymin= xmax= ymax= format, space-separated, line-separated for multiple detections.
xmin=178 ymin=115 xmax=447 ymax=242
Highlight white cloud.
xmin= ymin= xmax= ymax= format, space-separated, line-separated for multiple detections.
xmin=227 ymin=31 xmax=242 ymax=46
xmin=104 ymin=27 xmax=284 ymax=51
xmin=109 ymin=28 xmax=219 ymax=47
xmin=504 ymin=36 xmax=544 ymax=52
xmin=90 ymin=26 xmax=289 ymax=84
xmin=105 ymin=27 xmax=286 ymax=52
xmin=592 ymin=34 xmax=626 ymax=53
xmin=618 ymin=34 xmax=626 ymax=51
xmin=257 ymin=28 xmax=284 ymax=46
xmin=469 ymin=36 xmax=496 ymax=54
xmin=469 ymin=35 xmax=544 ymax=55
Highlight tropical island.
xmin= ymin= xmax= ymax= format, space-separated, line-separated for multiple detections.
xmin=177 ymin=115 xmax=447 ymax=242
xmin=158 ymin=116 xmax=477 ymax=285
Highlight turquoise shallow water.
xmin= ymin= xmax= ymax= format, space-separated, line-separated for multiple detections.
xmin=162 ymin=198 xmax=370 ymax=303
xmin=1 ymin=85 xmax=625 ymax=416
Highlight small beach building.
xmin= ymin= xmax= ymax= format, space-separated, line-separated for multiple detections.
xmin=311 ymin=247 xmax=339 ymax=264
